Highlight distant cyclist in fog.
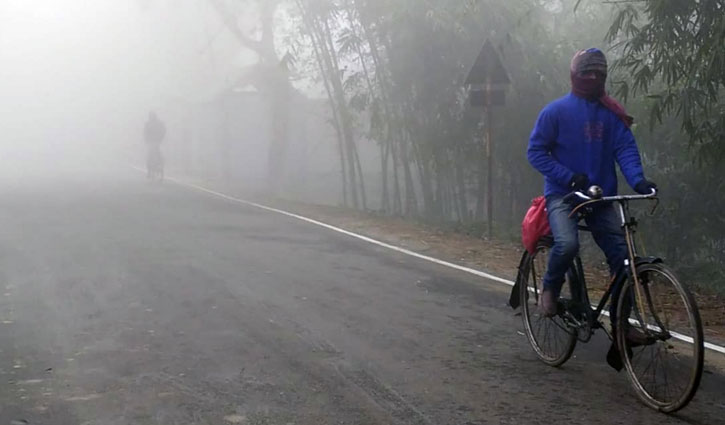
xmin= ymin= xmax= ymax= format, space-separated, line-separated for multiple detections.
xmin=144 ymin=111 xmax=166 ymax=181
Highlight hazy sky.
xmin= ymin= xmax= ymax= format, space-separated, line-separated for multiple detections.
xmin=0 ymin=0 xmax=255 ymax=157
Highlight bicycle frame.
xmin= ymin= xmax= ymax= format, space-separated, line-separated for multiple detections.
xmin=565 ymin=188 xmax=659 ymax=337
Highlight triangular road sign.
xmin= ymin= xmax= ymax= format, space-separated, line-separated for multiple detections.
xmin=465 ymin=39 xmax=510 ymax=86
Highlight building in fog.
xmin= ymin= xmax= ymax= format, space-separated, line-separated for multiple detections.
xmin=164 ymin=85 xmax=353 ymax=205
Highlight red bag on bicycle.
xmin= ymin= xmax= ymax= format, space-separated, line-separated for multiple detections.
xmin=522 ymin=196 xmax=551 ymax=254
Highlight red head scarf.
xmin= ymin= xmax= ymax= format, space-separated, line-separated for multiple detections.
xmin=570 ymin=48 xmax=633 ymax=128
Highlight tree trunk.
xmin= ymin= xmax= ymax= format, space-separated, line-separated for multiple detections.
xmin=455 ymin=147 xmax=469 ymax=222
xmin=352 ymin=141 xmax=367 ymax=210
xmin=380 ymin=139 xmax=390 ymax=212
xmin=475 ymin=131 xmax=486 ymax=220
xmin=390 ymin=135 xmax=402 ymax=214
xmin=400 ymin=135 xmax=418 ymax=216
xmin=414 ymin=142 xmax=436 ymax=219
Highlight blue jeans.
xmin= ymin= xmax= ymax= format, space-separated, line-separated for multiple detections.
xmin=543 ymin=195 xmax=628 ymax=318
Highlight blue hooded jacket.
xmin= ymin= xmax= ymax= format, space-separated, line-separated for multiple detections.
xmin=527 ymin=93 xmax=645 ymax=197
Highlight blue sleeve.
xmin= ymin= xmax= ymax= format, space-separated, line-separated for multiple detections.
xmin=613 ymin=120 xmax=645 ymax=189
xmin=527 ymin=106 xmax=574 ymax=187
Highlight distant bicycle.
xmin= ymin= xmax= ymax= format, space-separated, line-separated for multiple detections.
xmin=512 ymin=187 xmax=703 ymax=413
xmin=144 ymin=111 xmax=166 ymax=183
xmin=146 ymin=147 xmax=164 ymax=183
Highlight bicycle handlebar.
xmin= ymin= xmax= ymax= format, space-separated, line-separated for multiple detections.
xmin=565 ymin=186 xmax=657 ymax=204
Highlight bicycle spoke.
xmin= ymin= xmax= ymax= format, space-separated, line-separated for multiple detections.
xmin=662 ymin=348 xmax=671 ymax=402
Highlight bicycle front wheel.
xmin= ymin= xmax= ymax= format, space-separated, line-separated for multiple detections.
xmin=520 ymin=238 xmax=577 ymax=367
xmin=616 ymin=262 xmax=704 ymax=413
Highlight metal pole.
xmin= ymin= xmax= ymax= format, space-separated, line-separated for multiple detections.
xmin=486 ymin=79 xmax=494 ymax=237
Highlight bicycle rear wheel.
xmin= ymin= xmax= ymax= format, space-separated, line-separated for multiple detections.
xmin=520 ymin=238 xmax=577 ymax=367
xmin=616 ymin=263 xmax=704 ymax=413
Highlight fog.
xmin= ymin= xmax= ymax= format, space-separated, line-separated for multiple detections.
xmin=0 ymin=1 xmax=254 ymax=173
xmin=1 ymin=2 xmax=141 ymax=162
xmin=0 ymin=0 xmax=354 ymax=206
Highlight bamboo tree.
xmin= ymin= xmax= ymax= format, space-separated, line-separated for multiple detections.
xmin=297 ymin=0 xmax=361 ymax=208
xmin=353 ymin=0 xmax=402 ymax=213
xmin=297 ymin=0 xmax=349 ymax=206
xmin=320 ymin=12 xmax=363 ymax=208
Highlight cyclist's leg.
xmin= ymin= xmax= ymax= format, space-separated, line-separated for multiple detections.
xmin=147 ymin=146 xmax=162 ymax=178
xmin=586 ymin=204 xmax=627 ymax=321
xmin=587 ymin=205 xmax=635 ymax=369
xmin=587 ymin=205 xmax=651 ymax=349
xmin=542 ymin=196 xmax=579 ymax=299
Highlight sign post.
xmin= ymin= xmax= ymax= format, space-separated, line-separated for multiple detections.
xmin=465 ymin=39 xmax=510 ymax=237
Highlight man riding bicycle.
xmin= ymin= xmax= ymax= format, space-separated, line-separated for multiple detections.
xmin=144 ymin=111 xmax=166 ymax=180
xmin=527 ymin=48 xmax=657 ymax=344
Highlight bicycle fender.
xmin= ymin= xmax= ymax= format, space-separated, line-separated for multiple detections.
xmin=509 ymin=250 xmax=530 ymax=310
xmin=510 ymin=237 xmax=553 ymax=310
xmin=635 ymin=256 xmax=663 ymax=267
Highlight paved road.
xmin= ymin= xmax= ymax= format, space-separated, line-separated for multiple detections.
xmin=0 ymin=165 xmax=723 ymax=425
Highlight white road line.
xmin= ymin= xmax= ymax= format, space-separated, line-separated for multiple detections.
xmin=152 ymin=171 xmax=725 ymax=356
xmin=162 ymin=175 xmax=515 ymax=287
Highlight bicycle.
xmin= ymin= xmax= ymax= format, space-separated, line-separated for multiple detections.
xmin=510 ymin=187 xmax=704 ymax=413
xmin=146 ymin=146 xmax=164 ymax=183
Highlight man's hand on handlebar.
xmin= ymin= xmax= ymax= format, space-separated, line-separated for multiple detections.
xmin=634 ymin=179 xmax=658 ymax=195
xmin=569 ymin=173 xmax=590 ymax=191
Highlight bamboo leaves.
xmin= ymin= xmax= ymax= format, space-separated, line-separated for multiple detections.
xmin=607 ymin=0 xmax=725 ymax=162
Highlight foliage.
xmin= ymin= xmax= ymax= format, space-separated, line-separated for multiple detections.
xmin=606 ymin=0 xmax=725 ymax=163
